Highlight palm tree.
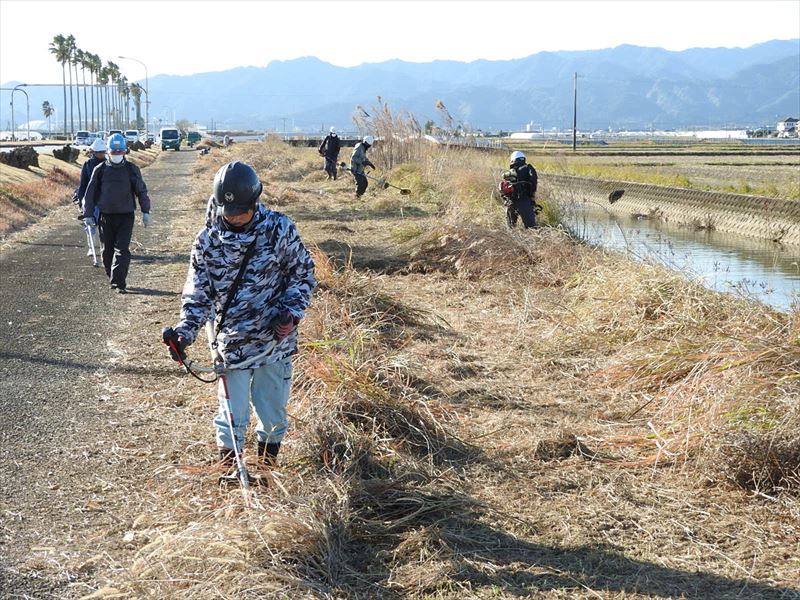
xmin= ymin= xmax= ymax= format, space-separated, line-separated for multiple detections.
xmin=76 ymin=49 xmax=88 ymax=130
xmin=90 ymin=53 xmax=102 ymax=130
xmin=106 ymin=61 xmax=120 ymax=128
xmin=63 ymin=34 xmax=77 ymax=133
xmin=86 ymin=52 xmax=95 ymax=130
xmin=68 ymin=39 xmax=83 ymax=130
xmin=98 ymin=66 xmax=109 ymax=131
xmin=42 ymin=101 xmax=54 ymax=138
xmin=118 ymin=76 xmax=129 ymax=128
xmin=48 ymin=34 xmax=69 ymax=136
xmin=131 ymin=84 xmax=143 ymax=129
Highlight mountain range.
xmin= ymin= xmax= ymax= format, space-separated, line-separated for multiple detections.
xmin=3 ymin=39 xmax=799 ymax=133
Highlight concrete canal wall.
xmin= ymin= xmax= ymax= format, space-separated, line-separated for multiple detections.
xmin=540 ymin=174 xmax=800 ymax=246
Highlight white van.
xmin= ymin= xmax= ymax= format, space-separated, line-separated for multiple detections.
xmin=159 ymin=127 xmax=181 ymax=151
xmin=124 ymin=130 xmax=140 ymax=145
xmin=74 ymin=130 xmax=90 ymax=146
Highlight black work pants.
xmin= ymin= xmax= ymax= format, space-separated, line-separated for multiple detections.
xmin=506 ymin=198 xmax=537 ymax=229
xmin=98 ymin=212 xmax=135 ymax=288
xmin=324 ymin=156 xmax=338 ymax=179
xmin=354 ymin=173 xmax=368 ymax=197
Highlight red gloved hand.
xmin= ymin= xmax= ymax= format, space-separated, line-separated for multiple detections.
xmin=162 ymin=327 xmax=187 ymax=362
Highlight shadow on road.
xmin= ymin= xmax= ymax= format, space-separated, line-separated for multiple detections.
xmin=12 ymin=240 xmax=84 ymax=249
xmin=123 ymin=287 xmax=180 ymax=297
xmin=0 ymin=352 xmax=179 ymax=377
xmin=131 ymin=253 xmax=190 ymax=265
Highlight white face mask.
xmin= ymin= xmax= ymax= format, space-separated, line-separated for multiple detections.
xmin=109 ymin=153 xmax=124 ymax=164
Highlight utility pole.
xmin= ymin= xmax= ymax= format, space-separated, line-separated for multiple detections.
xmin=572 ymin=72 xmax=578 ymax=152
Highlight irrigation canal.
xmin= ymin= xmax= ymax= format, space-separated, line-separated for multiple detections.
xmin=569 ymin=207 xmax=799 ymax=311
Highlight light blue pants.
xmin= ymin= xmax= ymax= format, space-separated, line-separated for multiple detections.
xmin=214 ymin=357 xmax=293 ymax=450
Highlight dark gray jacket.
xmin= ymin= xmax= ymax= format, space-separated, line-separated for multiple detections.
xmin=349 ymin=142 xmax=374 ymax=175
xmin=82 ymin=158 xmax=151 ymax=217
xmin=76 ymin=155 xmax=103 ymax=203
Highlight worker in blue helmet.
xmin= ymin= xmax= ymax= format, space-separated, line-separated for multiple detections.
xmin=82 ymin=133 xmax=152 ymax=293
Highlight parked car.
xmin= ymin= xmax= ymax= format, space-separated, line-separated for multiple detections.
xmin=74 ymin=130 xmax=91 ymax=146
xmin=187 ymin=131 xmax=202 ymax=147
xmin=107 ymin=129 xmax=123 ymax=139
xmin=159 ymin=127 xmax=181 ymax=151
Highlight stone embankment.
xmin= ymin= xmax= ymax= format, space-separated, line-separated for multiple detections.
xmin=541 ymin=174 xmax=800 ymax=246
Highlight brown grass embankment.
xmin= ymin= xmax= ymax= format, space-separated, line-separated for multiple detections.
xmin=0 ymin=147 xmax=158 ymax=238
xmin=0 ymin=161 xmax=79 ymax=236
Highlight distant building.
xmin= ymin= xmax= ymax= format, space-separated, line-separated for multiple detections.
xmin=776 ymin=117 xmax=798 ymax=137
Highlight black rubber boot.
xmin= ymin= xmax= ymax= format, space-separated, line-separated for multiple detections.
xmin=257 ymin=441 xmax=280 ymax=466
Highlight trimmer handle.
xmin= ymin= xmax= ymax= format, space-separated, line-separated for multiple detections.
xmin=162 ymin=326 xmax=188 ymax=363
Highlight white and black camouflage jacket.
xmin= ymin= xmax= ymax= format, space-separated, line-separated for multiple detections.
xmin=175 ymin=202 xmax=316 ymax=369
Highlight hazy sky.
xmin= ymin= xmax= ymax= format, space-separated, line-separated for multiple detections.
xmin=1 ymin=0 xmax=799 ymax=85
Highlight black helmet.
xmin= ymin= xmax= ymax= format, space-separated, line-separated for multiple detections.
xmin=212 ymin=161 xmax=263 ymax=216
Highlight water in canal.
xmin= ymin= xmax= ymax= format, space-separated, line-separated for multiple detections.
xmin=563 ymin=207 xmax=799 ymax=312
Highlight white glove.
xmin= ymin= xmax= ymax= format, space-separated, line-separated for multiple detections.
xmin=84 ymin=217 xmax=96 ymax=227
xmin=142 ymin=213 xmax=151 ymax=227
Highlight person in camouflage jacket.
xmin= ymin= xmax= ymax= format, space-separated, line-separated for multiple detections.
xmin=164 ymin=161 xmax=316 ymax=466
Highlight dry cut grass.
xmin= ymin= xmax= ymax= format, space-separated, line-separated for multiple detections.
xmin=376 ymin=137 xmax=800 ymax=497
xmin=113 ymin=243 xmax=486 ymax=598
xmin=0 ymin=166 xmax=79 ymax=237
xmin=83 ymin=138 xmax=799 ymax=598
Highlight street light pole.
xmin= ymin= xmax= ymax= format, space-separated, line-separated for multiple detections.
xmin=12 ymin=85 xmax=30 ymax=141
xmin=119 ymin=56 xmax=149 ymax=134
xmin=572 ymin=72 xmax=578 ymax=153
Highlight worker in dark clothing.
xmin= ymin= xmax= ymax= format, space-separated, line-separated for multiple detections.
xmin=74 ymin=138 xmax=107 ymax=206
xmin=349 ymin=135 xmax=375 ymax=197
xmin=82 ymin=133 xmax=151 ymax=293
xmin=318 ymin=126 xmax=341 ymax=180
xmin=74 ymin=138 xmax=107 ymax=255
xmin=500 ymin=151 xmax=538 ymax=228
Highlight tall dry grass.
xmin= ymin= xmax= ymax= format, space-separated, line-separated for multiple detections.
xmin=117 ymin=247 xmax=482 ymax=598
xmin=352 ymin=97 xmax=427 ymax=170
xmin=312 ymin=112 xmax=800 ymax=496
xmin=192 ymin=137 xmax=800 ymax=497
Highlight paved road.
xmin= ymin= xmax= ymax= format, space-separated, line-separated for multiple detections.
xmin=0 ymin=150 xmax=196 ymax=597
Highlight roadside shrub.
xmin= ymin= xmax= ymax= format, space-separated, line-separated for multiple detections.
xmin=0 ymin=146 xmax=39 ymax=170
xmin=52 ymin=144 xmax=79 ymax=163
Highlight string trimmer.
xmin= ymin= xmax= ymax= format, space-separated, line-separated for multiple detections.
xmin=77 ymin=214 xmax=98 ymax=267
xmin=83 ymin=221 xmax=98 ymax=267
xmin=338 ymin=162 xmax=411 ymax=195
xmin=162 ymin=312 xmax=293 ymax=506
